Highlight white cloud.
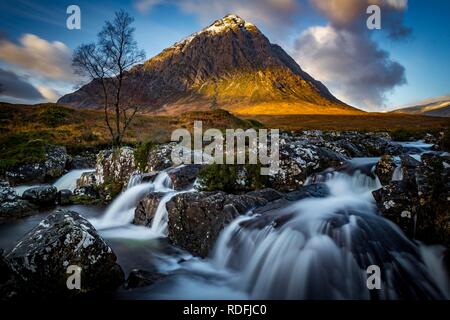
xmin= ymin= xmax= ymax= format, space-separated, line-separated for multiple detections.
xmin=36 ymin=85 xmax=61 ymax=102
xmin=0 ymin=34 xmax=74 ymax=81
xmin=294 ymin=25 xmax=406 ymax=110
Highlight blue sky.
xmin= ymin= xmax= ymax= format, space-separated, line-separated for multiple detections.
xmin=0 ymin=0 xmax=448 ymax=110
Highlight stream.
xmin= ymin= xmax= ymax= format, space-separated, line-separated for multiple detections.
xmin=1 ymin=140 xmax=449 ymax=299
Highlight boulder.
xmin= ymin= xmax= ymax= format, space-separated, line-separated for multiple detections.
xmin=76 ymin=171 xmax=97 ymax=188
xmin=125 ymin=268 xmax=165 ymax=289
xmin=57 ymin=189 xmax=73 ymax=205
xmin=166 ymin=164 xmax=202 ymax=190
xmin=372 ymin=181 xmax=417 ymax=236
xmin=133 ymin=192 xmax=166 ymax=227
xmin=71 ymin=186 xmax=100 ymax=205
xmin=22 ymin=186 xmax=57 ymax=205
xmin=5 ymin=145 xmax=69 ymax=186
xmin=1 ymin=182 xmax=37 ymax=223
xmin=5 ymin=210 xmax=124 ymax=298
xmin=166 ymin=191 xmax=268 ymax=257
xmin=373 ymin=153 xmax=450 ymax=247
xmin=94 ymin=147 xmax=136 ymax=186
xmin=147 ymin=143 xmax=176 ymax=172
xmin=66 ymin=153 xmax=96 ymax=170
xmin=375 ymin=155 xmax=396 ymax=185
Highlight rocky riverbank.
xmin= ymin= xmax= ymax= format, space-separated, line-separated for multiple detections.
xmin=0 ymin=129 xmax=449 ymax=299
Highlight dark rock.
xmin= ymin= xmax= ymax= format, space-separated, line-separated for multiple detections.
xmin=372 ymin=181 xmax=417 ymax=236
xmin=286 ymin=183 xmax=329 ymax=201
xmin=5 ymin=210 xmax=124 ymax=298
xmin=125 ymin=268 xmax=165 ymax=289
xmin=166 ymin=191 xmax=268 ymax=257
xmin=57 ymin=189 xmax=73 ymax=205
xmin=66 ymin=153 xmax=96 ymax=170
xmin=167 ymin=164 xmax=202 ymax=190
xmin=22 ymin=186 xmax=57 ymax=205
xmin=375 ymin=155 xmax=396 ymax=185
xmin=71 ymin=186 xmax=100 ymax=204
xmin=6 ymin=145 xmax=69 ymax=186
xmin=246 ymin=188 xmax=285 ymax=202
xmin=133 ymin=192 xmax=166 ymax=227
xmin=0 ymin=200 xmax=37 ymax=223
xmin=400 ymin=154 xmax=421 ymax=190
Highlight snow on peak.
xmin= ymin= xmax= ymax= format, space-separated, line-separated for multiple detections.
xmin=172 ymin=14 xmax=256 ymax=49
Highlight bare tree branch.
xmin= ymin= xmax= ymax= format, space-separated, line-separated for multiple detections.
xmin=72 ymin=10 xmax=146 ymax=147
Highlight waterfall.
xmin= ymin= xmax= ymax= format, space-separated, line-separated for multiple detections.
xmin=209 ymin=171 xmax=449 ymax=300
xmin=14 ymin=169 xmax=95 ymax=196
xmin=90 ymin=183 xmax=153 ymax=230
xmin=89 ymin=170 xmax=187 ymax=240
xmin=127 ymin=172 xmax=143 ymax=189
xmin=53 ymin=169 xmax=95 ymax=191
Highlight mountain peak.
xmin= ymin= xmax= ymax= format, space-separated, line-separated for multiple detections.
xmin=59 ymin=14 xmax=360 ymax=115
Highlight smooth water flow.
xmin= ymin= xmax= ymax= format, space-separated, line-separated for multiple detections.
xmin=53 ymin=169 xmax=95 ymax=191
xmin=14 ymin=169 xmax=95 ymax=196
xmin=89 ymin=171 xmax=183 ymax=240
xmin=142 ymin=169 xmax=449 ymax=300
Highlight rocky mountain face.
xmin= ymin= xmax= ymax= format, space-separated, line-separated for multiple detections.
xmin=392 ymin=99 xmax=450 ymax=117
xmin=58 ymin=14 xmax=360 ymax=115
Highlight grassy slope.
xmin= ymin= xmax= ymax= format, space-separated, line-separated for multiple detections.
xmin=1 ymin=102 xmax=448 ymax=173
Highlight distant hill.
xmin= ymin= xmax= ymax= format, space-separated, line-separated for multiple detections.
xmin=391 ymin=98 xmax=450 ymax=117
xmin=58 ymin=14 xmax=361 ymax=115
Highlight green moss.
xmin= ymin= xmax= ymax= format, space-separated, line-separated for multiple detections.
xmin=69 ymin=195 xmax=102 ymax=205
xmin=101 ymin=177 xmax=124 ymax=200
xmin=134 ymin=140 xmax=155 ymax=171
xmin=197 ymin=163 xmax=269 ymax=193
xmin=0 ymin=132 xmax=49 ymax=174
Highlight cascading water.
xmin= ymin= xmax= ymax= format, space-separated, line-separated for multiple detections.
xmin=53 ymin=169 xmax=95 ymax=191
xmin=90 ymin=171 xmax=185 ymax=240
xmin=13 ymin=169 xmax=95 ymax=196
xmin=139 ymin=168 xmax=446 ymax=299
xmin=208 ymin=170 xmax=449 ymax=299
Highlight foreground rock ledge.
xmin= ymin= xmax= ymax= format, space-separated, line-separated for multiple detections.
xmin=4 ymin=209 xmax=124 ymax=298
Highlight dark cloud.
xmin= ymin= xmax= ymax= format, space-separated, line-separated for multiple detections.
xmin=0 ymin=68 xmax=44 ymax=100
xmin=294 ymin=25 xmax=407 ymax=110
xmin=292 ymin=0 xmax=410 ymax=109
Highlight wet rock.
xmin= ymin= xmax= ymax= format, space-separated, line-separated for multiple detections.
xmin=286 ymin=183 xmax=329 ymax=201
xmin=125 ymin=268 xmax=165 ymax=289
xmin=167 ymin=164 xmax=202 ymax=190
xmin=57 ymin=189 xmax=73 ymax=205
xmin=95 ymin=147 xmax=136 ymax=186
xmin=373 ymin=153 xmax=450 ymax=247
xmin=372 ymin=181 xmax=417 ymax=236
xmin=71 ymin=186 xmax=100 ymax=205
xmin=246 ymin=188 xmax=285 ymax=202
xmin=166 ymin=191 xmax=268 ymax=257
xmin=133 ymin=192 xmax=166 ymax=227
xmin=22 ymin=186 xmax=57 ymax=205
xmin=66 ymin=152 xmax=96 ymax=170
xmin=76 ymin=171 xmax=97 ymax=188
xmin=269 ymin=141 xmax=320 ymax=192
xmin=5 ymin=145 xmax=69 ymax=186
xmin=1 ymin=182 xmax=37 ymax=223
xmin=5 ymin=210 xmax=124 ymax=298
xmin=147 ymin=143 xmax=176 ymax=172
xmin=375 ymin=155 xmax=396 ymax=185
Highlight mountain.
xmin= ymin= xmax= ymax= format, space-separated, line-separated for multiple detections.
xmin=391 ymin=98 xmax=450 ymax=117
xmin=58 ymin=14 xmax=361 ymax=115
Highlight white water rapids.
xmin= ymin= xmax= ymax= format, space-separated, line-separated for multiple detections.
xmin=136 ymin=167 xmax=449 ymax=300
